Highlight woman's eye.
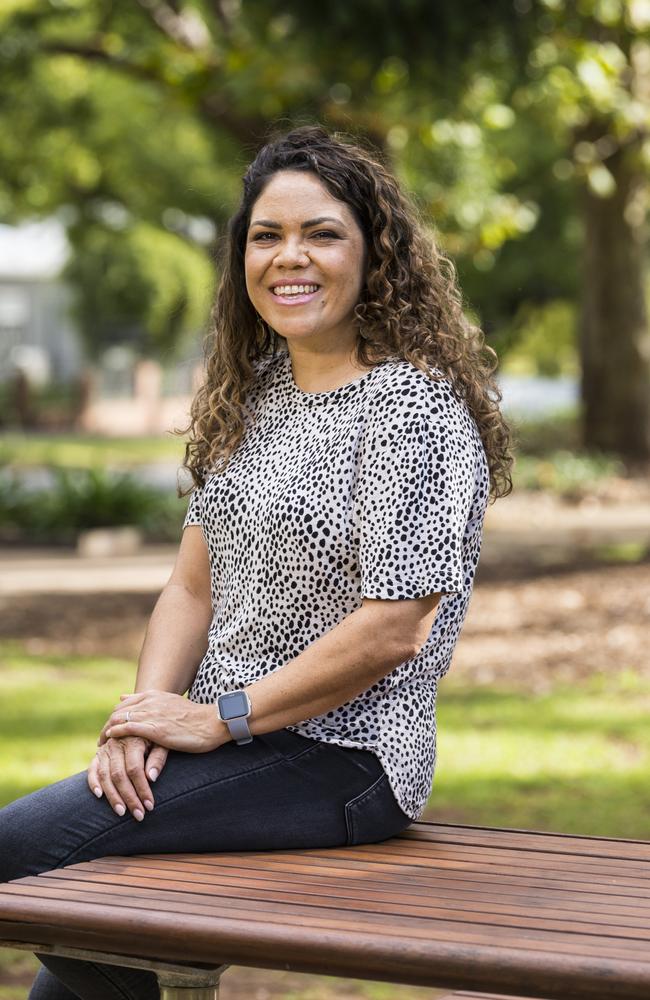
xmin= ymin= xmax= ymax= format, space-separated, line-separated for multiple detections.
xmin=253 ymin=232 xmax=277 ymax=241
xmin=312 ymin=231 xmax=338 ymax=239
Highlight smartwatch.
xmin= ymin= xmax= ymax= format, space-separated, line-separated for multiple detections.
xmin=217 ymin=690 xmax=253 ymax=745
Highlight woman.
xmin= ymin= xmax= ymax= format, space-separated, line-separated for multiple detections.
xmin=0 ymin=124 xmax=513 ymax=1000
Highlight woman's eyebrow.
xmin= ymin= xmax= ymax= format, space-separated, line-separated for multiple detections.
xmin=249 ymin=216 xmax=346 ymax=230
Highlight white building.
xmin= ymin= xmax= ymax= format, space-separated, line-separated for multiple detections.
xmin=0 ymin=218 xmax=83 ymax=383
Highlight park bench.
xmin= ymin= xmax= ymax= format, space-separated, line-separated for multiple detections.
xmin=0 ymin=820 xmax=648 ymax=1000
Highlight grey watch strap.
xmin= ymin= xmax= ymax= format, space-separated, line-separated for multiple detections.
xmin=226 ymin=716 xmax=253 ymax=745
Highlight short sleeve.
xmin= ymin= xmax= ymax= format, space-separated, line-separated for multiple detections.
xmin=353 ymin=401 xmax=474 ymax=600
xmin=182 ymin=484 xmax=204 ymax=530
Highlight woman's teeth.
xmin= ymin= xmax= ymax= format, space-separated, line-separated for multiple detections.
xmin=272 ymin=284 xmax=319 ymax=297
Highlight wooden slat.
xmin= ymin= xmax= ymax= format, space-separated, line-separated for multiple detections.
xmin=1 ymin=897 xmax=650 ymax=1000
xmin=23 ymin=866 xmax=650 ymax=936
xmin=72 ymin=857 xmax=650 ymax=916
xmin=293 ymin=841 xmax=650 ymax=879
xmin=134 ymin=848 xmax=650 ymax=896
xmin=3 ymin=878 xmax=650 ymax=960
xmin=407 ymin=822 xmax=650 ymax=860
xmin=0 ymin=820 xmax=648 ymax=1000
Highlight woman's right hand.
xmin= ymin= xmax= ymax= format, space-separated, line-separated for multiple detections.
xmin=87 ymin=736 xmax=169 ymax=821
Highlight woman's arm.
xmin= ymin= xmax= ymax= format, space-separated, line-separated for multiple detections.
xmin=104 ymin=593 xmax=442 ymax=758
xmin=87 ymin=525 xmax=213 ymax=820
xmin=134 ymin=525 xmax=213 ymax=694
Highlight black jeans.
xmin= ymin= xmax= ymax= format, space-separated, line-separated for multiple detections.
xmin=0 ymin=728 xmax=412 ymax=1000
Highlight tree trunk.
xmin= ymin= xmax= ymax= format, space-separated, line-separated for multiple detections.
xmin=578 ymin=137 xmax=650 ymax=464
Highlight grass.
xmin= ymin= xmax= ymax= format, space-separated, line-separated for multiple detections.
xmin=1 ymin=643 xmax=648 ymax=997
xmin=1 ymin=642 xmax=648 ymax=828
xmin=435 ymin=669 xmax=650 ymax=838
xmin=0 ymin=432 xmax=184 ymax=469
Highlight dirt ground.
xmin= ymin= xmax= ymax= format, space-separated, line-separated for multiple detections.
xmin=2 ymin=556 xmax=648 ymax=691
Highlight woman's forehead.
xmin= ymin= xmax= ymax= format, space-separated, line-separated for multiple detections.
xmin=250 ymin=171 xmax=353 ymax=224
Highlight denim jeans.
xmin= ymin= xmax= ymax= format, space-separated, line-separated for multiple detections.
xmin=0 ymin=728 xmax=412 ymax=1000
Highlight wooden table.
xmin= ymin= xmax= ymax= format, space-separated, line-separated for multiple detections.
xmin=0 ymin=821 xmax=648 ymax=1000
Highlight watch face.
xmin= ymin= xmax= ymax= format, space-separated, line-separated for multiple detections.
xmin=218 ymin=691 xmax=249 ymax=721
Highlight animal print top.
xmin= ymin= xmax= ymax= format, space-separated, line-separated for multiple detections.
xmin=183 ymin=349 xmax=490 ymax=820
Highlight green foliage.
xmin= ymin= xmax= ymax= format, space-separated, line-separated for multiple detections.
xmin=63 ymin=221 xmax=215 ymax=360
xmin=498 ymin=300 xmax=579 ymax=377
xmin=0 ymin=466 xmax=186 ymax=543
xmin=0 ymin=432 xmax=183 ymax=467
xmin=513 ymin=449 xmax=624 ymax=497
xmin=509 ymin=408 xmax=582 ymax=454
xmin=0 ymin=0 xmax=648 ymax=403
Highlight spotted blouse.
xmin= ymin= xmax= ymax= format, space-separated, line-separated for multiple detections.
xmin=183 ymin=349 xmax=490 ymax=820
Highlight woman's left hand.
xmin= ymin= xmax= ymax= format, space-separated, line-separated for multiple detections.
xmin=98 ymin=691 xmax=228 ymax=753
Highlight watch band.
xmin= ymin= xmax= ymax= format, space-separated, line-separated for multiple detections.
xmin=226 ymin=715 xmax=253 ymax=745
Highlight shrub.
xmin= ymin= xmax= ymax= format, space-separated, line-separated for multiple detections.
xmin=0 ymin=466 xmax=185 ymax=545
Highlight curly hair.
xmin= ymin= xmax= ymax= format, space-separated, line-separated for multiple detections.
xmin=176 ymin=123 xmax=513 ymax=502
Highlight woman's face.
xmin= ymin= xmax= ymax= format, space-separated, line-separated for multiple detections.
xmin=244 ymin=170 xmax=367 ymax=350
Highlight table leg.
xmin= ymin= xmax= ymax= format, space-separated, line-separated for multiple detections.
xmin=157 ymin=967 xmax=227 ymax=999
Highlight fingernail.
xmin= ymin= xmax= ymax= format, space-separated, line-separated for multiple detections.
xmin=93 ymin=786 xmax=102 ymax=798
xmin=144 ymin=799 xmax=154 ymax=811
xmin=114 ymin=803 xmax=126 ymax=816
xmin=148 ymin=769 xmax=158 ymax=782
xmin=106 ymin=729 xmax=113 ymax=737
xmin=134 ymin=809 xmax=144 ymax=822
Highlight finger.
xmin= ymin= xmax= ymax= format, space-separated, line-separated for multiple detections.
xmin=105 ymin=720 xmax=156 ymax=741
xmin=123 ymin=739 xmax=155 ymax=812
xmin=97 ymin=707 xmax=131 ymax=745
xmin=96 ymin=748 xmax=128 ymax=817
xmin=97 ymin=713 xmax=126 ymax=746
xmin=101 ymin=705 xmax=148 ymax=741
xmin=105 ymin=741 xmax=147 ymax=821
xmin=87 ymin=756 xmax=104 ymax=799
xmin=145 ymin=745 xmax=169 ymax=783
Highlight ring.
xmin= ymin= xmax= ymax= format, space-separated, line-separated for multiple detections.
xmin=125 ymin=711 xmax=131 ymax=723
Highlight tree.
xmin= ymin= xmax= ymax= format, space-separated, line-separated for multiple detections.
xmin=1 ymin=0 xmax=648 ymax=460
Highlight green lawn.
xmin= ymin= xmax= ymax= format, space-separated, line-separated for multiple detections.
xmin=435 ymin=669 xmax=650 ymax=837
xmin=2 ymin=640 xmax=648 ymax=829
xmin=1 ymin=642 xmax=648 ymax=998
xmin=0 ymin=432 xmax=184 ymax=469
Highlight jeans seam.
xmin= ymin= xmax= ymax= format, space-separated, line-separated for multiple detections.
xmin=344 ymin=772 xmax=387 ymax=846
xmin=88 ymin=961 xmax=136 ymax=1000
xmin=59 ymin=742 xmax=325 ymax=868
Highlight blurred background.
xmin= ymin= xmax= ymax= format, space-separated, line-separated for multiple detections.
xmin=1 ymin=1 xmax=649 ymax=996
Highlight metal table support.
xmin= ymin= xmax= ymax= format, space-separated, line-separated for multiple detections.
xmin=0 ymin=939 xmax=230 ymax=999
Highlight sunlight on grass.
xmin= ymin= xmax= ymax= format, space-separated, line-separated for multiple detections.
xmin=433 ymin=670 xmax=650 ymax=837
xmin=0 ymin=948 xmax=40 ymax=1000
xmin=0 ymin=432 xmax=184 ymax=469
xmin=2 ymin=641 xmax=648 ymax=836
xmin=0 ymin=643 xmax=135 ymax=803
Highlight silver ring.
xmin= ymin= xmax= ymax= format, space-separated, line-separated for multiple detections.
xmin=125 ymin=710 xmax=131 ymax=723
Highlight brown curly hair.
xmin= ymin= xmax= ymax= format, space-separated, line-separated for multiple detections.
xmin=176 ymin=124 xmax=513 ymax=502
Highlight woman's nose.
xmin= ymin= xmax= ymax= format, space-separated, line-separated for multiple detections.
xmin=273 ymin=239 xmax=310 ymax=266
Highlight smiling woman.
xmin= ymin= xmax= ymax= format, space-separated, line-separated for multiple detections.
xmin=243 ymin=173 xmax=370 ymax=392
xmin=0 ymin=124 xmax=514 ymax=1000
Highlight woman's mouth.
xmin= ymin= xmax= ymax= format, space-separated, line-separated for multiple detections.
xmin=269 ymin=283 xmax=320 ymax=305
